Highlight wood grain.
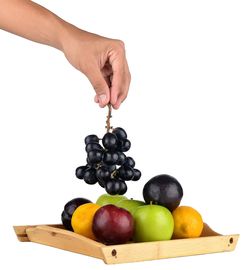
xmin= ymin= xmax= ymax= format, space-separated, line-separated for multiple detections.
xmin=13 ymin=224 xmax=64 ymax=242
xmin=13 ymin=223 xmax=239 ymax=264
xmin=25 ymin=225 xmax=104 ymax=259
xmin=101 ymin=234 xmax=239 ymax=264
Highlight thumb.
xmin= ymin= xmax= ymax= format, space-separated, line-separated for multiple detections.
xmin=85 ymin=67 xmax=110 ymax=107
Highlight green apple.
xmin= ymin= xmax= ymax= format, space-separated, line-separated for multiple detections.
xmin=133 ymin=205 xmax=174 ymax=242
xmin=116 ymin=199 xmax=145 ymax=217
xmin=96 ymin=194 xmax=127 ymax=206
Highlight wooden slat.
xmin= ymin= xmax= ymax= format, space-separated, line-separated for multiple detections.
xmin=13 ymin=223 xmax=239 ymax=264
xmin=13 ymin=224 xmax=64 ymax=242
xmin=200 ymin=223 xmax=221 ymax=236
xmin=101 ymin=234 xmax=239 ymax=264
xmin=26 ymin=225 xmax=105 ymax=259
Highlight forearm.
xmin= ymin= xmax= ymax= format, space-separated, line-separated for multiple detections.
xmin=0 ymin=0 xmax=130 ymax=109
xmin=0 ymin=0 xmax=67 ymax=50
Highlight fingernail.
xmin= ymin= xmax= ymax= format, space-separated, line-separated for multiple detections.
xmin=114 ymin=102 xmax=120 ymax=110
xmin=98 ymin=94 xmax=106 ymax=103
xmin=94 ymin=95 xmax=99 ymax=103
xmin=112 ymin=96 xmax=118 ymax=105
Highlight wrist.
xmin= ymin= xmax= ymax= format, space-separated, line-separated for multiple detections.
xmin=43 ymin=11 xmax=80 ymax=52
xmin=47 ymin=14 xmax=69 ymax=51
xmin=56 ymin=21 xmax=102 ymax=54
xmin=55 ymin=18 xmax=83 ymax=53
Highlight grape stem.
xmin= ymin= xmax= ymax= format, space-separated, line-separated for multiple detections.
xmin=111 ymin=170 xmax=117 ymax=179
xmin=105 ymin=104 xmax=112 ymax=133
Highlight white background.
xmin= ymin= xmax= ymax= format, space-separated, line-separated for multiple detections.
xmin=0 ymin=0 xmax=249 ymax=269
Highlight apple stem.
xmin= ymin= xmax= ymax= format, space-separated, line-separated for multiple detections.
xmin=105 ymin=104 xmax=113 ymax=133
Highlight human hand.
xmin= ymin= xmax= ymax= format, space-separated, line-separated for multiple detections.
xmin=0 ymin=1 xmax=130 ymax=109
xmin=61 ymin=25 xmax=131 ymax=109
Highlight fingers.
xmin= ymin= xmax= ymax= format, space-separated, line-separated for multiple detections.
xmin=78 ymin=38 xmax=130 ymax=109
xmin=109 ymin=41 xmax=131 ymax=109
xmin=94 ymin=95 xmax=99 ymax=103
xmin=113 ymin=61 xmax=131 ymax=109
xmin=85 ymin=65 xmax=110 ymax=108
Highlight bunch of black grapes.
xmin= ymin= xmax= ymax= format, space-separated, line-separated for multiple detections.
xmin=75 ymin=127 xmax=141 ymax=195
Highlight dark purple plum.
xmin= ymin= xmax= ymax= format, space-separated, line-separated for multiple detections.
xmin=143 ymin=174 xmax=183 ymax=211
xmin=62 ymin=197 xmax=91 ymax=230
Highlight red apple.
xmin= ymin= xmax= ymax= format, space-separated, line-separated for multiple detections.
xmin=92 ymin=205 xmax=134 ymax=244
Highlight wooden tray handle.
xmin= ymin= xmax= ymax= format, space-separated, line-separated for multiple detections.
xmin=13 ymin=224 xmax=64 ymax=242
xmin=14 ymin=224 xmax=104 ymax=259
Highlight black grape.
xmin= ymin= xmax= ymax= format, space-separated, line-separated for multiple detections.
xmin=118 ymin=181 xmax=127 ymax=195
xmin=98 ymin=179 xmax=105 ymax=188
xmin=88 ymin=150 xmax=103 ymax=164
xmin=112 ymin=127 xmax=127 ymax=140
xmin=96 ymin=166 xmax=111 ymax=181
xmin=85 ymin=143 xmax=103 ymax=153
xmin=124 ymin=157 xmax=135 ymax=168
xmin=105 ymin=180 xmax=121 ymax=195
xmin=105 ymin=164 xmax=117 ymax=173
xmin=83 ymin=168 xmax=98 ymax=184
xmin=117 ymin=139 xmax=131 ymax=152
xmin=75 ymin=165 xmax=89 ymax=179
xmin=103 ymin=151 xmax=119 ymax=165
xmin=102 ymin=133 xmax=118 ymax=151
xmin=116 ymin=152 xmax=126 ymax=165
xmin=84 ymin=135 xmax=99 ymax=145
xmin=132 ymin=169 xmax=141 ymax=181
xmin=118 ymin=166 xmax=134 ymax=180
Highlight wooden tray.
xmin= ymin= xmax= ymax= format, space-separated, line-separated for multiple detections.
xmin=13 ymin=223 xmax=239 ymax=264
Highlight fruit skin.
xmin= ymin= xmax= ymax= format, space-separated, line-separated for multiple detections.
xmin=172 ymin=206 xmax=203 ymax=239
xmin=61 ymin=197 xmax=91 ymax=231
xmin=116 ymin=199 xmax=145 ymax=217
xmin=75 ymin=166 xmax=89 ymax=179
xmin=102 ymin=133 xmax=118 ymax=151
xmin=96 ymin=166 xmax=111 ymax=181
xmin=61 ymin=211 xmax=72 ymax=231
xmin=133 ymin=204 xmax=174 ymax=242
xmin=85 ymin=135 xmax=99 ymax=145
xmin=92 ymin=205 xmax=134 ymax=244
xmin=87 ymin=150 xmax=103 ymax=164
xmin=103 ymin=151 xmax=119 ymax=165
xmin=64 ymin=198 xmax=92 ymax=216
xmin=85 ymin=143 xmax=103 ymax=153
xmin=83 ymin=168 xmax=98 ymax=184
xmin=124 ymin=157 xmax=135 ymax=168
xmin=143 ymin=174 xmax=183 ymax=211
xmin=117 ymin=139 xmax=131 ymax=152
xmin=104 ymin=179 xmax=127 ymax=195
xmin=118 ymin=166 xmax=134 ymax=180
xmin=105 ymin=180 xmax=121 ymax=195
xmin=105 ymin=164 xmax=116 ymax=173
xmin=96 ymin=194 xmax=127 ymax=206
xmin=116 ymin=152 xmax=126 ymax=165
xmin=71 ymin=203 xmax=100 ymax=240
xmin=132 ymin=169 xmax=141 ymax=181
xmin=118 ymin=181 xmax=127 ymax=195
xmin=112 ymin=127 xmax=127 ymax=140
xmin=97 ymin=179 xmax=105 ymax=188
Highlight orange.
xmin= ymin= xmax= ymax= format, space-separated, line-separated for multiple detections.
xmin=172 ymin=206 xmax=203 ymax=239
xmin=71 ymin=203 xmax=100 ymax=240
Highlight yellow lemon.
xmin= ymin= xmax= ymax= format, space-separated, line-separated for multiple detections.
xmin=172 ymin=206 xmax=203 ymax=239
xmin=71 ymin=203 xmax=100 ymax=240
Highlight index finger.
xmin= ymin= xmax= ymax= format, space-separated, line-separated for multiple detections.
xmin=110 ymin=56 xmax=126 ymax=103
